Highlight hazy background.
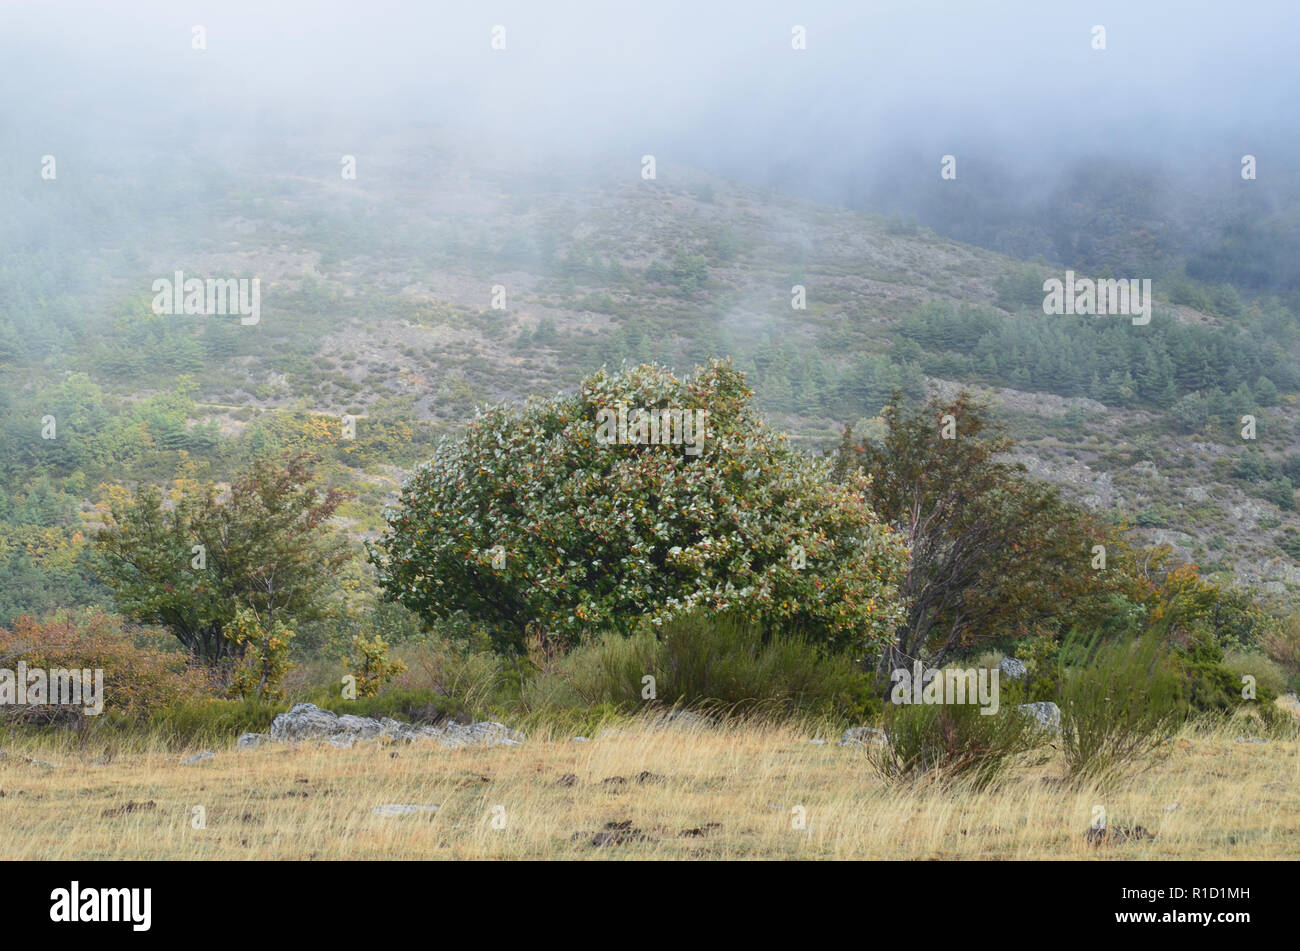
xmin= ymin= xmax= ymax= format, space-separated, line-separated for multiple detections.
xmin=3 ymin=0 xmax=1297 ymax=206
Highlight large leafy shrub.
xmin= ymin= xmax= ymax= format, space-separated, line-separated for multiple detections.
xmin=370 ymin=360 xmax=908 ymax=654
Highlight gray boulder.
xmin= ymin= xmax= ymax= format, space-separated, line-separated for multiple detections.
xmin=997 ymin=657 xmax=1028 ymax=680
xmin=1017 ymin=701 xmax=1061 ymax=733
xmin=271 ymin=703 xmax=348 ymax=742
xmin=237 ymin=732 xmax=272 ymax=750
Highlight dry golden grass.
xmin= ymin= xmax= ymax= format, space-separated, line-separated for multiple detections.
xmin=1 ymin=712 xmax=1296 ymax=860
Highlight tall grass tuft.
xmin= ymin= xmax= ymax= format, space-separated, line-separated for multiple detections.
xmin=1058 ymin=631 xmax=1185 ymax=786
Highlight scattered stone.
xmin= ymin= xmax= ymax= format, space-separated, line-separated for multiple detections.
xmin=1235 ymin=736 xmax=1268 ymax=744
xmin=997 ymin=657 xmax=1028 ymax=680
xmin=265 ymin=703 xmax=525 ymax=749
xmin=840 ymin=727 xmax=888 ymax=748
xmin=595 ymin=728 xmax=631 ymax=740
xmin=1086 ymin=823 xmax=1155 ymax=846
xmin=556 ymin=773 xmax=579 ymax=787
xmin=570 ymin=736 xmax=590 ymax=743
xmin=634 ymin=770 xmax=666 ymax=785
xmin=103 ymin=800 xmax=156 ymax=818
xmin=237 ymin=732 xmax=272 ymax=750
xmin=1164 ymin=802 xmax=1180 ymax=812
xmin=808 ymin=738 xmax=828 ymax=745
xmin=1017 ymin=701 xmax=1062 ymax=733
xmin=181 ymin=752 xmax=215 ymax=764
xmin=601 ymin=776 xmax=627 ymax=787
xmin=371 ymin=804 xmax=440 ymax=817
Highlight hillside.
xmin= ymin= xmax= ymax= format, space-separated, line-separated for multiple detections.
xmin=3 ymin=131 xmax=1300 ymax=623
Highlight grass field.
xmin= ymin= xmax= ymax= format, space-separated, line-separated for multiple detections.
xmin=1 ymin=712 xmax=1296 ymax=860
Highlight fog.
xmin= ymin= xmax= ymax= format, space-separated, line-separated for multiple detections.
xmin=4 ymin=0 xmax=1297 ymax=202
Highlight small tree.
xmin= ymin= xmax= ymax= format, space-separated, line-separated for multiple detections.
xmin=345 ymin=632 xmax=407 ymax=698
xmin=95 ymin=452 xmax=348 ymax=669
xmin=838 ymin=391 xmax=1117 ymax=675
xmin=370 ymin=360 xmax=908 ymax=655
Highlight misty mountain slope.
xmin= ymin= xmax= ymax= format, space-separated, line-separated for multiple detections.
xmin=3 ymin=146 xmax=1300 ymax=614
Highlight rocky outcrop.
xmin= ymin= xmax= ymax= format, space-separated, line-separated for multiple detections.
xmin=237 ymin=703 xmax=525 ymax=750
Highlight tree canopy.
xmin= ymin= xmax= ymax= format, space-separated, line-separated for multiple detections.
xmin=370 ymin=360 xmax=909 ymax=654
xmin=94 ymin=452 xmax=347 ymax=666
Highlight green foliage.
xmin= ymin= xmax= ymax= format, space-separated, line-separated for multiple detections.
xmin=394 ymin=634 xmax=510 ymax=718
xmin=370 ymin=360 xmax=909 ymax=655
xmin=343 ymin=632 xmax=407 ymax=698
xmin=1057 ymin=631 xmax=1185 ymax=785
xmin=146 ymin=697 xmax=284 ymax=747
xmin=867 ymin=696 xmax=1044 ymax=789
xmin=1171 ymin=631 xmax=1277 ymax=713
xmin=226 ymin=608 xmax=295 ymax=702
xmin=1222 ymin=648 xmax=1289 ymax=700
xmin=841 ymin=391 xmax=1119 ymax=673
xmin=994 ymin=264 xmax=1047 ymax=310
xmin=897 ymin=299 xmax=1288 ymax=410
xmin=94 ymin=452 xmax=348 ymax=666
xmin=527 ymin=610 xmax=879 ymax=720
